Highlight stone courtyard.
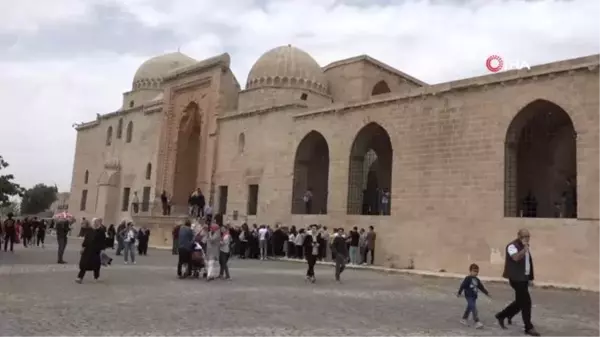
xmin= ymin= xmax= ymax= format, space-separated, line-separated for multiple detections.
xmin=0 ymin=236 xmax=597 ymax=336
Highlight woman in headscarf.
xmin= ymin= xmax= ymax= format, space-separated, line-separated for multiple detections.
xmin=75 ymin=218 xmax=105 ymax=283
xmin=205 ymin=224 xmax=221 ymax=281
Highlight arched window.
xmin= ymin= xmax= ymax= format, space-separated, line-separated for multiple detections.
xmin=116 ymin=118 xmax=123 ymax=139
xmin=347 ymin=122 xmax=393 ymax=215
xmin=291 ymin=131 xmax=330 ymax=214
xmin=371 ymin=80 xmax=391 ymax=96
xmin=145 ymin=163 xmax=152 ymax=180
xmin=84 ymin=170 xmax=89 ymax=184
xmin=126 ymin=121 xmax=133 ymax=143
xmin=106 ymin=126 xmax=113 ymax=146
xmin=504 ymin=99 xmax=577 ymax=218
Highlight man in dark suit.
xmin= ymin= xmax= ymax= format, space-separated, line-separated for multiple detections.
xmin=495 ymin=229 xmax=540 ymax=336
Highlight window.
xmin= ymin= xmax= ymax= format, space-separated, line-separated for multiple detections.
xmin=117 ymin=118 xmax=123 ymax=139
xmin=371 ymin=80 xmax=391 ymax=96
xmin=218 ymin=186 xmax=228 ymax=214
xmin=129 ymin=100 xmax=134 ymax=108
xmin=126 ymin=121 xmax=133 ymax=143
xmin=80 ymin=189 xmax=88 ymax=211
xmin=121 ymin=187 xmax=131 ymax=211
xmin=141 ymin=186 xmax=151 ymax=212
xmin=106 ymin=126 xmax=113 ymax=146
xmin=300 ymin=93 xmax=308 ymax=100
xmin=145 ymin=163 xmax=152 ymax=180
xmin=238 ymin=133 xmax=245 ymax=153
xmin=84 ymin=170 xmax=89 ymax=184
xmin=247 ymin=184 xmax=259 ymax=215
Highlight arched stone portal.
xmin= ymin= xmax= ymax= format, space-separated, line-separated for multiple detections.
xmin=291 ymin=131 xmax=330 ymax=214
xmin=347 ymin=123 xmax=393 ymax=215
xmin=172 ymin=102 xmax=201 ymax=209
xmin=504 ymin=99 xmax=577 ymax=218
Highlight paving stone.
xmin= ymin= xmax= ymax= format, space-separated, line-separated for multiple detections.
xmin=0 ymin=237 xmax=597 ymax=336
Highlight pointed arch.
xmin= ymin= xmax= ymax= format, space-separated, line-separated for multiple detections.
xmin=172 ymin=101 xmax=202 ymax=205
xmin=504 ymin=99 xmax=577 ymax=218
xmin=347 ymin=122 xmax=393 ymax=215
xmin=291 ymin=131 xmax=330 ymax=214
xmin=145 ymin=163 xmax=152 ymax=180
xmin=117 ymin=118 xmax=123 ymax=139
xmin=371 ymin=80 xmax=391 ymax=96
xmin=106 ymin=126 xmax=113 ymax=146
xmin=126 ymin=121 xmax=133 ymax=143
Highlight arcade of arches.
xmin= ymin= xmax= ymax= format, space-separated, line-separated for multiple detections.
xmin=290 ymin=123 xmax=393 ymax=216
xmin=172 ymin=102 xmax=202 ymax=207
xmin=504 ymin=99 xmax=577 ymax=218
xmin=290 ymin=100 xmax=577 ymax=219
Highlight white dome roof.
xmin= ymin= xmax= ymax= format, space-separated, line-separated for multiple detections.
xmin=132 ymin=52 xmax=196 ymax=90
xmin=246 ymin=45 xmax=328 ymax=94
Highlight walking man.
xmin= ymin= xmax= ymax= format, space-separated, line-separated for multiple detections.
xmin=495 ymin=229 xmax=540 ymax=336
xmin=56 ymin=219 xmax=69 ymax=264
xmin=332 ymin=228 xmax=348 ymax=282
xmin=2 ymin=212 xmax=16 ymax=252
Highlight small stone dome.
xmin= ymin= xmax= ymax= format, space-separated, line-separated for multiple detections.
xmin=132 ymin=52 xmax=196 ymax=90
xmin=246 ymin=45 xmax=328 ymax=94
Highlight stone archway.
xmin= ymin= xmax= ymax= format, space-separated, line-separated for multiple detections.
xmin=291 ymin=131 xmax=330 ymax=214
xmin=504 ymin=99 xmax=577 ymax=218
xmin=172 ymin=102 xmax=201 ymax=209
xmin=347 ymin=123 xmax=393 ymax=215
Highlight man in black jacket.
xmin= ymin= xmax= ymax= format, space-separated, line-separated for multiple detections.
xmin=55 ymin=219 xmax=70 ymax=264
xmin=495 ymin=229 xmax=540 ymax=336
xmin=331 ymin=228 xmax=348 ymax=282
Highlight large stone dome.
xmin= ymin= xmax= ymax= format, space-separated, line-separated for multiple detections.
xmin=246 ymin=45 xmax=328 ymax=95
xmin=132 ymin=52 xmax=197 ymax=90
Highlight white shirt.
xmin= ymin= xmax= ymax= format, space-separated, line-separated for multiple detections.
xmin=258 ymin=228 xmax=268 ymax=241
xmin=507 ymin=244 xmax=530 ymax=276
xmin=288 ymin=233 xmax=295 ymax=242
xmin=220 ymin=234 xmax=231 ymax=253
xmin=205 ymin=205 xmax=213 ymax=215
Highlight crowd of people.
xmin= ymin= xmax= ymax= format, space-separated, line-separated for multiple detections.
xmin=170 ymin=215 xmax=378 ymax=284
xmin=0 ymin=213 xmax=51 ymax=251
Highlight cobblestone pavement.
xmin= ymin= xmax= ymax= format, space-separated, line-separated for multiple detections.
xmin=0 ymin=237 xmax=597 ymax=336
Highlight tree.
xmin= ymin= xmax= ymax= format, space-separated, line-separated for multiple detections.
xmin=0 ymin=156 xmax=23 ymax=207
xmin=0 ymin=200 xmax=20 ymax=217
xmin=20 ymin=183 xmax=58 ymax=215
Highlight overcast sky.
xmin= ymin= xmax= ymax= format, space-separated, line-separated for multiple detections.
xmin=0 ymin=0 xmax=598 ymax=192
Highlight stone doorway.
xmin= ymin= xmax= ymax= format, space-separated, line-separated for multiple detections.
xmin=504 ymin=99 xmax=577 ymax=218
xmin=347 ymin=122 xmax=393 ymax=215
xmin=172 ymin=102 xmax=202 ymax=210
xmin=291 ymin=130 xmax=330 ymax=214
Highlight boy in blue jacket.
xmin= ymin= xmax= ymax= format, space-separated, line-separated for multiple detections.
xmin=457 ymin=263 xmax=490 ymax=328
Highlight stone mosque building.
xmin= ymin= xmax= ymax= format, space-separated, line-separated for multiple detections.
xmin=68 ymin=45 xmax=599 ymax=290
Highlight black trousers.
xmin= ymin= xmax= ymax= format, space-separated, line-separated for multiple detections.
xmin=177 ymin=248 xmax=191 ymax=277
xmin=306 ymin=255 xmax=317 ymax=277
xmin=37 ymin=234 xmax=45 ymax=246
xmin=3 ymin=232 xmax=15 ymax=251
xmin=497 ymin=280 xmax=534 ymax=330
xmin=77 ymin=267 xmax=100 ymax=280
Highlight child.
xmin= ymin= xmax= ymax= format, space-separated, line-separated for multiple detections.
xmin=457 ymin=263 xmax=490 ymax=329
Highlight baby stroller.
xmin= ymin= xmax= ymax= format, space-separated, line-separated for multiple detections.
xmin=190 ymin=242 xmax=207 ymax=279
